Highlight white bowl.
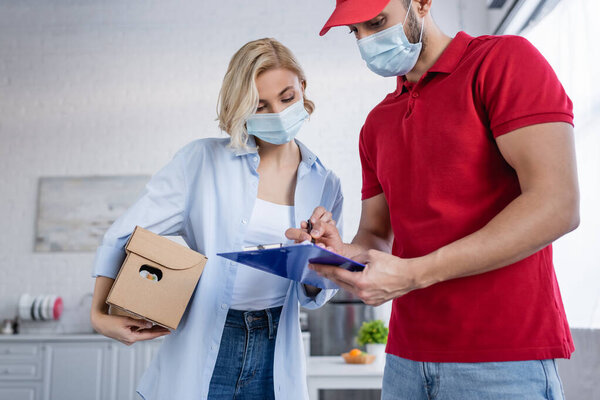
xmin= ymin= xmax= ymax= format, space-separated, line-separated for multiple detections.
xmin=18 ymin=293 xmax=32 ymax=320
xmin=41 ymin=295 xmax=51 ymax=320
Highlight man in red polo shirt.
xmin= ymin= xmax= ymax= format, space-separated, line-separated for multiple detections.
xmin=287 ymin=0 xmax=579 ymax=398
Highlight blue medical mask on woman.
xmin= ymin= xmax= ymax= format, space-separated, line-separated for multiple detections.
xmin=357 ymin=9 xmax=425 ymax=77
xmin=246 ymin=99 xmax=309 ymax=145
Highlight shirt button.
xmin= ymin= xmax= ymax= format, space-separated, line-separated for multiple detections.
xmin=242 ymin=218 xmax=248 ymax=224
xmin=412 ymin=92 xmax=420 ymax=98
xmin=221 ymin=303 xmax=228 ymax=310
xmin=210 ymin=345 xmax=215 ymax=351
xmin=253 ymin=156 xmax=258 ymax=162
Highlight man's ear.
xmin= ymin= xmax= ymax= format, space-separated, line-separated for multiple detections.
xmin=413 ymin=0 xmax=432 ymax=18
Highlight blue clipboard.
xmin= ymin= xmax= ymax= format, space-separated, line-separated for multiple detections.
xmin=217 ymin=243 xmax=365 ymax=289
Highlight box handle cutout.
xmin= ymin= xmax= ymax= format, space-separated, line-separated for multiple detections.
xmin=139 ymin=265 xmax=162 ymax=282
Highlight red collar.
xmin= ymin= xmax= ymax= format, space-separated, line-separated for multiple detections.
xmin=428 ymin=31 xmax=473 ymax=74
xmin=395 ymin=31 xmax=474 ymax=94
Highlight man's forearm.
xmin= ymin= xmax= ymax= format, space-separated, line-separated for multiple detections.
xmin=347 ymin=228 xmax=393 ymax=258
xmin=413 ymin=189 xmax=579 ymax=289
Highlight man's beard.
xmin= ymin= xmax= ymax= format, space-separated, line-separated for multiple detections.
xmin=405 ymin=7 xmax=426 ymax=52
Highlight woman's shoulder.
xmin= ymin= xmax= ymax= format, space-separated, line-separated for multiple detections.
xmin=317 ymin=159 xmax=341 ymax=186
xmin=298 ymin=140 xmax=342 ymax=188
xmin=175 ymin=136 xmax=233 ymax=161
xmin=179 ymin=136 xmax=230 ymax=153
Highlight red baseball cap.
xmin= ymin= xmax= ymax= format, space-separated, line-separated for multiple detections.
xmin=320 ymin=0 xmax=391 ymax=36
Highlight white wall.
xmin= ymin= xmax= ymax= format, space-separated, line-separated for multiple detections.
xmin=523 ymin=0 xmax=600 ymax=329
xmin=0 ymin=0 xmax=489 ymax=330
xmin=434 ymin=0 xmax=490 ymax=36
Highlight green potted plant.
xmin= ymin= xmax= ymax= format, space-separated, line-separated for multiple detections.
xmin=356 ymin=319 xmax=388 ymax=362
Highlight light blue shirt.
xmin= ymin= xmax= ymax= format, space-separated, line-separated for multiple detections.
xmin=92 ymin=136 xmax=343 ymax=400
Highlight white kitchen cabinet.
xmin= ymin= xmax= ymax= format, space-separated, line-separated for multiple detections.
xmin=42 ymin=342 xmax=111 ymax=400
xmin=0 ymin=342 xmax=43 ymax=400
xmin=110 ymin=338 xmax=161 ymax=400
xmin=110 ymin=342 xmax=137 ymax=400
xmin=0 ymin=382 xmax=42 ymax=400
xmin=0 ymin=335 xmax=162 ymax=400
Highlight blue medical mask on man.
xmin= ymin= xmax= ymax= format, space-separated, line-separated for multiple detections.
xmin=357 ymin=7 xmax=425 ymax=77
xmin=246 ymin=99 xmax=309 ymax=145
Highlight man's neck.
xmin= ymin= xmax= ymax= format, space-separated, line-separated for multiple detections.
xmin=405 ymin=26 xmax=453 ymax=83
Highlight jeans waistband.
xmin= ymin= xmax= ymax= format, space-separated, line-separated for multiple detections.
xmin=226 ymin=306 xmax=282 ymax=339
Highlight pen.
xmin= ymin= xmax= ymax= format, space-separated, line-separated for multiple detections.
xmin=306 ymin=218 xmax=316 ymax=244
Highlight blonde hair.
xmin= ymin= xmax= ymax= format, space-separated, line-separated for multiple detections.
xmin=217 ymin=38 xmax=315 ymax=151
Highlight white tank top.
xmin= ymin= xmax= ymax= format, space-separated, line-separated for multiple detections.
xmin=230 ymin=198 xmax=294 ymax=310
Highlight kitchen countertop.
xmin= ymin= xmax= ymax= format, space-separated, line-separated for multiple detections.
xmin=307 ymin=356 xmax=385 ymax=376
xmin=0 ymin=333 xmax=111 ymax=342
xmin=0 ymin=331 xmax=310 ymax=342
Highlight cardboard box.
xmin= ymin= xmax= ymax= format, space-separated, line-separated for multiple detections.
xmin=106 ymin=226 xmax=207 ymax=330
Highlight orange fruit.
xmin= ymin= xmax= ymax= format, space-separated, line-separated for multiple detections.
xmin=349 ymin=348 xmax=362 ymax=357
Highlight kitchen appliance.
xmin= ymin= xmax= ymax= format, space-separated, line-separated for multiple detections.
xmin=305 ymin=289 xmax=383 ymax=400
xmin=1 ymin=319 xmax=15 ymax=334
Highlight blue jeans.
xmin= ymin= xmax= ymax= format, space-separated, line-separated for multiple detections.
xmin=208 ymin=306 xmax=282 ymax=400
xmin=382 ymin=353 xmax=565 ymax=400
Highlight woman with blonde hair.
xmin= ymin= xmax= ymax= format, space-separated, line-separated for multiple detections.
xmin=89 ymin=38 xmax=343 ymax=400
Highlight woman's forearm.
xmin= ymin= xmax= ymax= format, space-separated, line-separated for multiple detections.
xmin=90 ymin=276 xmax=114 ymax=321
xmin=303 ymin=284 xmax=322 ymax=298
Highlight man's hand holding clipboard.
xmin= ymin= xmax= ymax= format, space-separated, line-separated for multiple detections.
xmin=285 ymin=205 xmax=421 ymax=307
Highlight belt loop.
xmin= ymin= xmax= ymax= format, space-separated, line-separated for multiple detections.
xmin=266 ymin=308 xmax=274 ymax=339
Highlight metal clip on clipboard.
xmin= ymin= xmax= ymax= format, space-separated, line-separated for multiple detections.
xmin=243 ymin=243 xmax=284 ymax=251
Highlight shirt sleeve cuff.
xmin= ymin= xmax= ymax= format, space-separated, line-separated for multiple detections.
xmin=361 ymin=185 xmax=383 ymax=201
xmin=492 ymin=112 xmax=574 ymax=138
xmin=297 ymin=283 xmax=337 ymax=310
xmin=92 ymin=245 xmax=127 ymax=279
